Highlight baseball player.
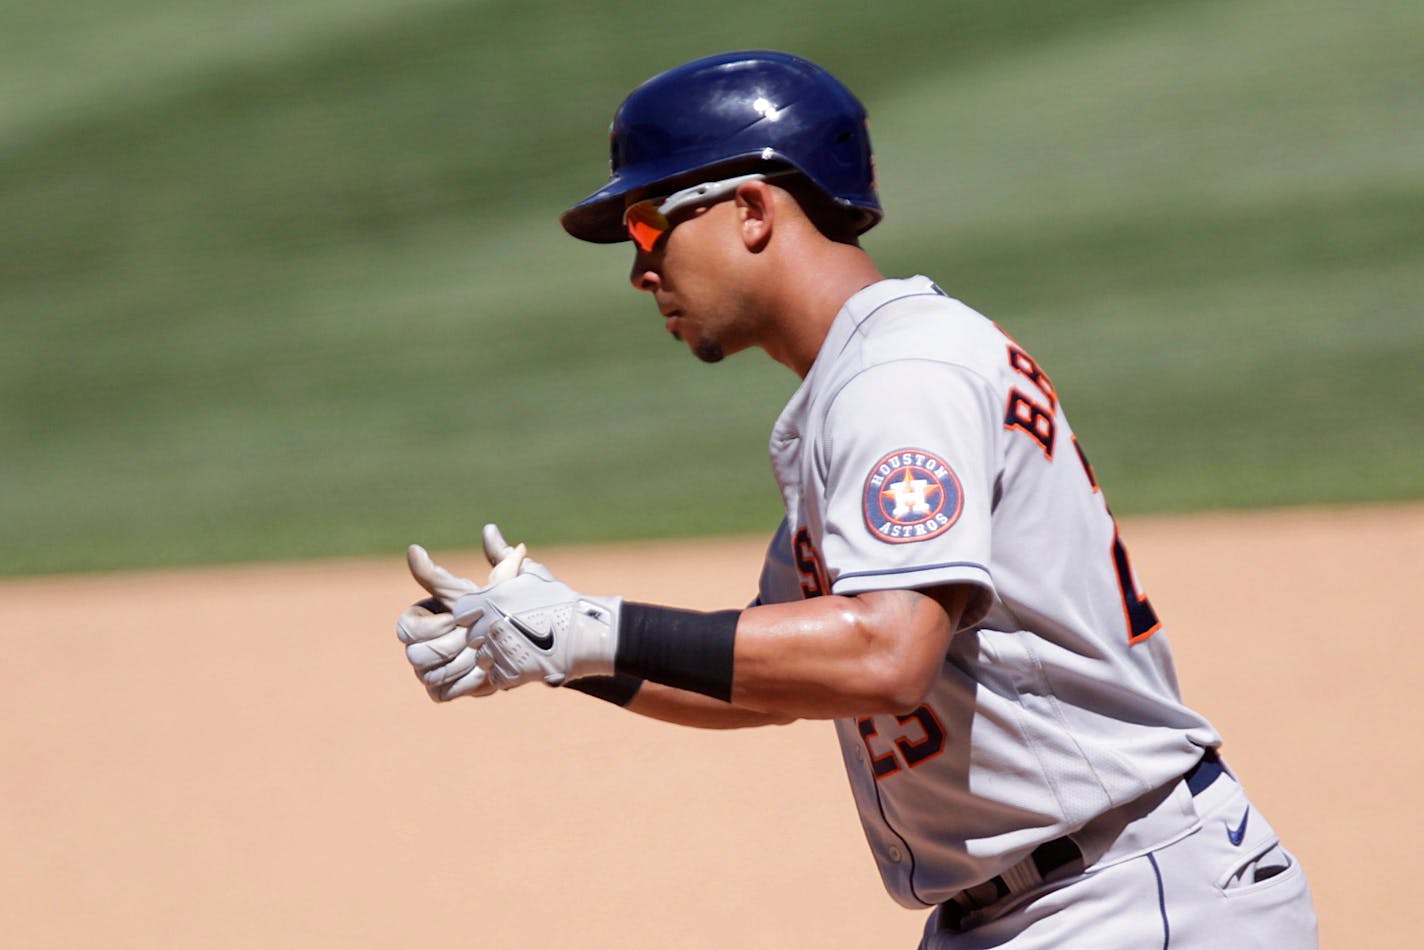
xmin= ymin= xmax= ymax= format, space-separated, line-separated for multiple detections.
xmin=396 ymin=51 xmax=1318 ymax=947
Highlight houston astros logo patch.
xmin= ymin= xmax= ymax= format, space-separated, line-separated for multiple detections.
xmin=863 ymin=449 xmax=963 ymax=543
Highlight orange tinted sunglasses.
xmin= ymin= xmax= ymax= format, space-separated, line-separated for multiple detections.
xmin=622 ymin=171 xmax=790 ymax=253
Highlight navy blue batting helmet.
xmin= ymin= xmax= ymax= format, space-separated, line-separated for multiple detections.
xmin=561 ymin=50 xmax=882 ymax=244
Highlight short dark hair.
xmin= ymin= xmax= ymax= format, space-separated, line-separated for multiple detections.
xmin=776 ymin=173 xmax=870 ymax=245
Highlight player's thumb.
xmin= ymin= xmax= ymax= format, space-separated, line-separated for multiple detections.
xmin=485 ymin=522 xmax=540 ymax=584
xmin=488 ymin=542 xmax=527 ymax=585
xmin=482 ymin=523 xmax=515 ymax=567
xmin=406 ymin=544 xmax=476 ymax=604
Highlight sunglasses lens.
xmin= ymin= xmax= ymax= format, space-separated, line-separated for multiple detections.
xmin=624 ymin=201 xmax=669 ymax=253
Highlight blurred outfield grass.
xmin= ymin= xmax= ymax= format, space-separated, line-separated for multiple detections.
xmin=2 ymin=0 xmax=1421 ymax=575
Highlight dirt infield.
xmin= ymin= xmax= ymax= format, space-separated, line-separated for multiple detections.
xmin=3 ymin=504 xmax=1420 ymax=948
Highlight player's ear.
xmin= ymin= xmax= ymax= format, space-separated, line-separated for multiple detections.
xmin=735 ymin=180 xmax=774 ymax=252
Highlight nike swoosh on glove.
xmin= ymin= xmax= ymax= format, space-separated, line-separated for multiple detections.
xmin=457 ymin=568 xmax=621 ymax=689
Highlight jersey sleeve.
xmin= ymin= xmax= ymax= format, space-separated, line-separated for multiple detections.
xmin=816 ymin=359 xmax=998 ymax=627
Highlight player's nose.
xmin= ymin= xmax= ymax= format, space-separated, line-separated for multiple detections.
xmin=630 ymin=257 xmax=661 ymax=293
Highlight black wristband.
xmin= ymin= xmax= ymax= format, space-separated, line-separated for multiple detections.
xmin=615 ymin=602 xmax=740 ymax=702
xmin=565 ymin=675 xmax=644 ymax=707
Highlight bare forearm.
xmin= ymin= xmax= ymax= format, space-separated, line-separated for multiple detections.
xmin=626 ymin=681 xmax=797 ymax=729
xmin=730 ymin=588 xmax=960 ymax=719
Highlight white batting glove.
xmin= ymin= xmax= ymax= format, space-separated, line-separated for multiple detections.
xmin=398 ymin=537 xmax=529 ymax=702
xmin=456 ymin=524 xmax=621 ymax=689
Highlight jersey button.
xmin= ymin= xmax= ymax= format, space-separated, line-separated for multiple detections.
xmin=888 ymin=845 xmax=903 ymax=863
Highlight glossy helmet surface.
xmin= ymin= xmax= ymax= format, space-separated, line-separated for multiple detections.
xmin=561 ymin=50 xmax=882 ymax=243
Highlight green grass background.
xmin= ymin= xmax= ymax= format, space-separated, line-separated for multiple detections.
xmin=3 ymin=0 xmax=1421 ymax=575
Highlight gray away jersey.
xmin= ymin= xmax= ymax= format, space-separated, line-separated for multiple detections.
xmin=757 ymin=276 xmax=1220 ymax=907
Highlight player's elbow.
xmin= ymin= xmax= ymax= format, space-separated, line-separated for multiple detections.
xmin=845 ymin=620 xmax=941 ymax=713
xmin=860 ymin=655 xmax=939 ymax=713
xmin=846 ymin=590 xmax=950 ymax=713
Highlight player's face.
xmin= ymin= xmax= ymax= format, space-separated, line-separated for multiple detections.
xmin=627 ymin=198 xmax=764 ymax=364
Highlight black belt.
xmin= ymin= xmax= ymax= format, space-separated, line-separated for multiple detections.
xmin=937 ymin=748 xmax=1225 ymax=932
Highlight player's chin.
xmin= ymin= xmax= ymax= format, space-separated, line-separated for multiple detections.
xmin=674 ymin=323 xmax=725 ymax=363
xmin=692 ymin=338 xmax=726 ymax=363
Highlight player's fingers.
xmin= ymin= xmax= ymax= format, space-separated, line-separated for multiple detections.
xmin=397 ymin=603 xmax=457 ymax=645
xmin=417 ymin=644 xmax=483 ymax=688
xmin=434 ymin=664 xmax=495 ymax=701
xmin=405 ymin=624 xmax=469 ymax=671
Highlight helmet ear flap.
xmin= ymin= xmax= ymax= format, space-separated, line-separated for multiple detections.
xmin=561 ymin=50 xmax=883 ymax=245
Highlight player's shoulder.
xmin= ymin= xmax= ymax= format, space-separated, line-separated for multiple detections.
xmin=835 ymin=276 xmax=1009 ymax=377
